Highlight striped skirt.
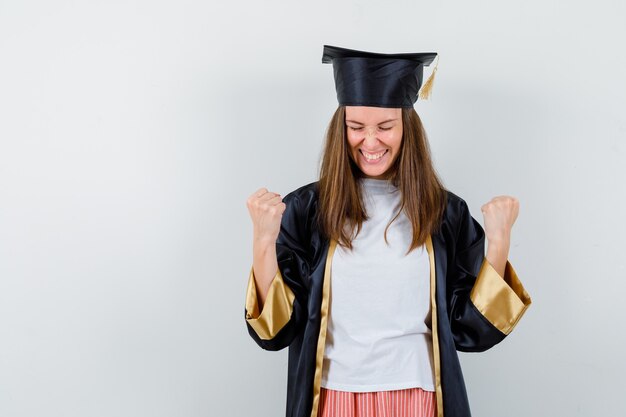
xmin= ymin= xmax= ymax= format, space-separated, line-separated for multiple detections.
xmin=318 ymin=387 xmax=437 ymax=417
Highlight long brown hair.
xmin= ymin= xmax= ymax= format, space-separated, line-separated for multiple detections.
xmin=318 ymin=106 xmax=447 ymax=254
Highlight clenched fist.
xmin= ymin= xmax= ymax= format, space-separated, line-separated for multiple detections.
xmin=247 ymin=187 xmax=287 ymax=244
xmin=480 ymin=195 xmax=519 ymax=244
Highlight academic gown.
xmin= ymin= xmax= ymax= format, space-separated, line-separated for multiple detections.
xmin=244 ymin=181 xmax=532 ymax=417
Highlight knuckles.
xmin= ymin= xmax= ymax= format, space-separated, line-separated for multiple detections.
xmin=246 ymin=189 xmax=285 ymax=218
xmin=481 ymin=196 xmax=520 ymax=215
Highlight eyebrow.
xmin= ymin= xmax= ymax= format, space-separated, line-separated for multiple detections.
xmin=345 ymin=119 xmax=398 ymax=125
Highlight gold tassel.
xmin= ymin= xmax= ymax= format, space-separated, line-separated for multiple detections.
xmin=418 ymin=55 xmax=439 ymax=100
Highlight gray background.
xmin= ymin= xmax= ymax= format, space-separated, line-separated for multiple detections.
xmin=1 ymin=1 xmax=625 ymax=416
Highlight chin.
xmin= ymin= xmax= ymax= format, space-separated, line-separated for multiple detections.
xmin=360 ymin=166 xmax=390 ymax=179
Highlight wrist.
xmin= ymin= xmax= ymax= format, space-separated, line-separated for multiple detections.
xmin=253 ymin=236 xmax=276 ymax=251
xmin=486 ymin=231 xmax=510 ymax=247
xmin=486 ymin=236 xmax=510 ymax=262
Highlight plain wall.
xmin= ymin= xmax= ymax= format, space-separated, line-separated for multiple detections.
xmin=1 ymin=1 xmax=625 ymax=416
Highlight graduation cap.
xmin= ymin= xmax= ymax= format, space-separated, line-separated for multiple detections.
xmin=321 ymin=44 xmax=439 ymax=108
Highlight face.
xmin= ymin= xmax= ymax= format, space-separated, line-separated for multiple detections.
xmin=345 ymin=106 xmax=403 ymax=179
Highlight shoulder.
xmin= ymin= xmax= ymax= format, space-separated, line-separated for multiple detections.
xmin=278 ymin=181 xmax=325 ymax=251
xmin=444 ymin=189 xmax=469 ymax=214
xmin=279 ymin=181 xmax=321 ymax=232
xmin=283 ymin=181 xmax=320 ymax=207
xmin=441 ymin=189 xmax=474 ymax=233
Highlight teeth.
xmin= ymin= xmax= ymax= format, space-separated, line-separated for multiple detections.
xmin=363 ymin=150 xmax=386 ymax=160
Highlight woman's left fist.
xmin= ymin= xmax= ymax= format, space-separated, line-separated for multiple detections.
xmin=480 ymin=195 xmax=519 ymax=243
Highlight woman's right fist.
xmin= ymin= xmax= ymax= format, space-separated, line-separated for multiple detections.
xmin=246 ymin=188 xmax=287 ymax=244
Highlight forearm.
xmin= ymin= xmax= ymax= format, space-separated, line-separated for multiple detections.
xmin=252 ymin=238 xmax=279 ymax=309
xmin=485 ymin=235 xmax=510 ymax=278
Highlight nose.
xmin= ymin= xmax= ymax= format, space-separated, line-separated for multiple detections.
xmin=363 ymin=126 xmax=379 ymax=145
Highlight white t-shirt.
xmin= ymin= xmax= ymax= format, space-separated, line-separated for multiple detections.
xmin=320 ymin=177 xmax=435 ymax=392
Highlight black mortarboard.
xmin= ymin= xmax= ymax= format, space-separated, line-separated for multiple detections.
xmin=321 ymin=44 xmax=438 ymax=108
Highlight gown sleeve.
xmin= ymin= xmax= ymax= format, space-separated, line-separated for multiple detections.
xmin=448 ymin=198 xmax=532 ymax=352
xmin=244 ymin=191 xmax=311 ymax=351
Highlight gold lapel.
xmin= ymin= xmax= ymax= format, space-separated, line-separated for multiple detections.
xmin=426 ymin=234 xmax=444 ymax=417
xmin=310 ymin=239 xmax=337 ymax=417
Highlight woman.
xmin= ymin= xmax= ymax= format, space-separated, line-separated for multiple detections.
xmin=244 ymin=45 xmax=531 ymax=417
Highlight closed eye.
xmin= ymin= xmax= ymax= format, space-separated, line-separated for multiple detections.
xmin=348 ymin=126 xmax=392 ymax=131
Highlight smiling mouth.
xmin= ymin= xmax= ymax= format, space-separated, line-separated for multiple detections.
xmin=360 ymin=149 xmax=388 ymax=161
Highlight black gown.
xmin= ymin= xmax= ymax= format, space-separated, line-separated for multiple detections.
xmin=244 ymin=181 xmax=532 ymax=417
